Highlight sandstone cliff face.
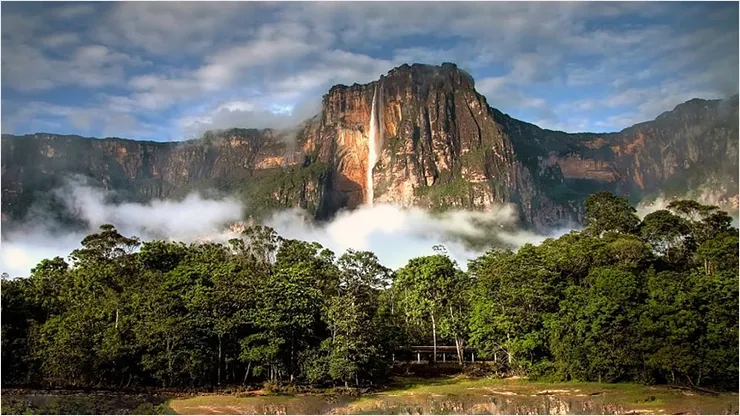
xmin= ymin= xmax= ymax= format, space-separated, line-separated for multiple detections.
xmin=2 ymin=63 xmax=738 ymax=232
xmin=310 ymin=63 xmax=574 ymax=229
xmin=1 ymin=128 xmax=326 ymax=226
xmin=498 ymin=95 xmax=739 ymax=214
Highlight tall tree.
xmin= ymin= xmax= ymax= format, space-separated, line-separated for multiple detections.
xmin=584 ymin=191 xmax=640 ymax=235
xmin=395 ymin=254 xmax=461 ymax=363
xmin=469 ymin=245 xmax=560 ymax=371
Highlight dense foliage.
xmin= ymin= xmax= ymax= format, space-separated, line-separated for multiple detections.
xmin=1 ymin=193 xmax=737 ymax=390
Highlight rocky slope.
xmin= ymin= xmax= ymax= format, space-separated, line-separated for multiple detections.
xmin=2 ymin=63 xmax=738 ymax=232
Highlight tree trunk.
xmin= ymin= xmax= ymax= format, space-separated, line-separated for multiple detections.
xmin=507 ymin=334 xmax=512 ymax=365
xmin=115 ymin=307 xmax=119 ymax=330
xmin=455 ymin=337 xmax=463 ymax=365
xmin=166 ymin=339 xmax=173 ymax=387
xmin=450 ymin=305 xmax=463 ymax=364
xmin=217 ymin=335 xmax=222 ymax=385
xmin=243 ymin=362 xmax=251 ymax=384
xmin=431 ymin=311 xmax=437 ymax=362
xmin=290 ymin=332 xmax=295 ymax=382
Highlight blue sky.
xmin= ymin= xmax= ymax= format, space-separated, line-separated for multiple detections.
xmin=1 ymin=1 xmax=738 ymax=141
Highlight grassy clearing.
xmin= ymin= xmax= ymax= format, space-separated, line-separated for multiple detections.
xmin=169 ymin=394 xmax=345 ymax=415
xmin=167 ymin=377 xmax=740 ymax=415
xmin=374 ymin=375 xmax=645 ymax=397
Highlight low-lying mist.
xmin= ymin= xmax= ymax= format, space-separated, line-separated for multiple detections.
xmin=4 ymin=176 xmax=738 ymax=279
xmin=635 ymin=188 xmax=740 ymax=225
xmin=0 ymin=177 xmax=565 ymax=278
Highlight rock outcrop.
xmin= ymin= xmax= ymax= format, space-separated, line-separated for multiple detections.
xmin=2 ymin=63 xmax=738 ymax=232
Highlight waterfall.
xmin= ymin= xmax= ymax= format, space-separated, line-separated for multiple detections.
xmin=367 ymin=85 xmax=380 ymax=205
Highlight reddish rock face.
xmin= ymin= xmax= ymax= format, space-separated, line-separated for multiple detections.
xmin=311 ymin=63 xmax=535 ymax=218
xmin=309 ymin=63 xmax=738 ymax=227
xmin=2 ymin=63 xmax=738 ymax=231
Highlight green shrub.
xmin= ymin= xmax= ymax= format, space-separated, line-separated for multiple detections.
xmin=1 ymin=398 xmax=39 ymax=415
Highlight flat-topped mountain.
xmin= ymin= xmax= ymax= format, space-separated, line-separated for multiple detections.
xmin=2 ymin=63 xmax=738 ymax=231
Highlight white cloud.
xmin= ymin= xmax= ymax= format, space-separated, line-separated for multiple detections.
xmin=1 ymin=100 xmax=163 ymax=139
xmin=177 ymin=97 xmax=321 ymax=138
xmin=94 ymin=2 xmax=259 ymax=56
xmin=54 ymin=3 xmax=98 ymax=20
xmin=536 ymin=118 xmax=592 ymax=134
xmin=477 ymin=75 xmax=557 ymax=124
xmin=1 ymin=176 xmax=564 ymax=277
xmin=1 ymin=42 xmax=148 ymax=91
xmin=636 ymin=189 xmax=740 ymax=224
xmin=265 ymin=203 xmax=556 ymax=270
xmin=593 ymin=114 xmax=642 ymax=131
xmin=173 ymin=48 xmax=391 ymax=137
xmin=589 ymin=78 xmax=723 ymax=130
xmin=40 ymin=32 xmax=80 ymax=48
xmin=1 ymin=2 xmax=737 ymax=138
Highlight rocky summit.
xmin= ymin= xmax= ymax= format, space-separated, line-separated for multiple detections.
xmin=2 ymin=63 xmax=738 ymax=232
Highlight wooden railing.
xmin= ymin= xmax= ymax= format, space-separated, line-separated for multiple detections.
xmin=395 ymin=346 xmax=477 ymax=363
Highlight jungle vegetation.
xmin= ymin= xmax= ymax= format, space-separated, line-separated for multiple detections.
xmin=1 ymin=192 xmax=737 ymax=391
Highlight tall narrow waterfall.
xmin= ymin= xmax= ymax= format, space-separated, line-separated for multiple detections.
xmin=367 ymin=85 xmax=380 ymax=205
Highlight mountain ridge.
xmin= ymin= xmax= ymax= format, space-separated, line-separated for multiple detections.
xmin=7 ymin=94 xmax=733 ymax=144
xmin=2 ymin=62 xmax=738 ymax=232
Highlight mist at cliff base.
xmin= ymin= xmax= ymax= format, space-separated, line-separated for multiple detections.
xmin=635 ymin=191 xmax=740 ymax=226
xmin=0 ymin=178 xmax=564 ymax=278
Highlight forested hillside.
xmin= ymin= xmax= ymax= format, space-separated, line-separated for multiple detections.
xmin=1 ymin=192 xmax=737 ymax=391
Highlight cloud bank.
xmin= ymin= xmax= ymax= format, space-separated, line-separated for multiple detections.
xmin=1 ymin=2 xmax=737 ymax=139
xmin=265 ymin=204 xmax=559 ymax=271
xmin=4 ymin=180 xmax=736 ymax=278
xmin=0 ymin=177 xmax=245 ymax=277
xmin=636 ymin=187 xmax=740 ymax=225
xmin=0 ymin=178 xmax=560 ymax=278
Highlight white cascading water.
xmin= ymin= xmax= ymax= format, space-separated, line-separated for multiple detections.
xmin=366 ymin=85 xmax=380 ymax=205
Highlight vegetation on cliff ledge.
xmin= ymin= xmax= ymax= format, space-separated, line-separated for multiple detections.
xmin=1 ymin=192 xmax=737 ymax=392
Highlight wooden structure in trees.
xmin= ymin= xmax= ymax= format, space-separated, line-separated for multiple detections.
xmin=395 ymin=345 xmax=477 ymax=364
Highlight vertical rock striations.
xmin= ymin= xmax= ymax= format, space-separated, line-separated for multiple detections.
xmin=314 ymin=63 xmax=580 ymax=229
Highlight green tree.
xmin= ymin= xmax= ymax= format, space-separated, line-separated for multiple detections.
xmin=1 ymin=277 xmax=37 ymax=385
xmin=2 ymin=193 xmax=737 ymax=391
xmin=240 ymin=240 xmax=334 ymax=384
xmin=551 ymin=267 xmax=644 ymax=382
xmin=468 ymin=245 xmax=560 ymax=372
xmin=584 ymin=191 xmax=640 ymax=235
xmin=639 ymin=270 xmax=702 ymax=385
xmin=395 ymin=254 xmax=463 ymax=363
xmin=640 ymin=210 xmax=692 ymax=264
xmin=318 ymin=250 xmax=393 ymax=386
